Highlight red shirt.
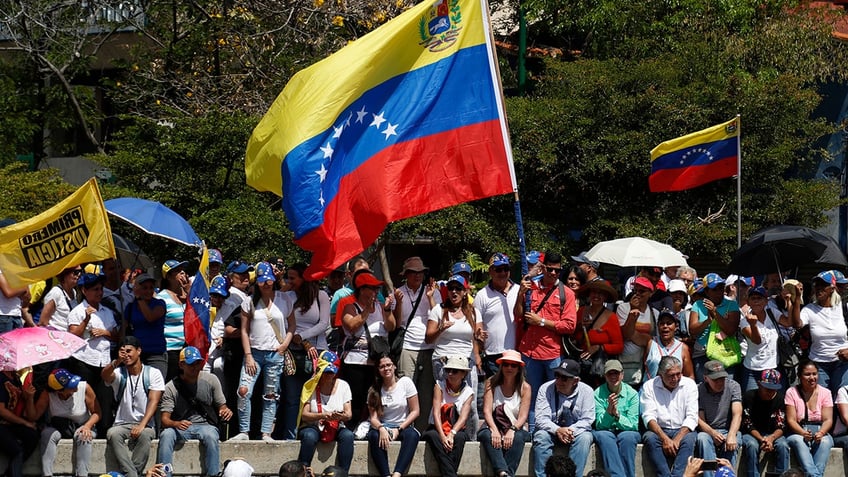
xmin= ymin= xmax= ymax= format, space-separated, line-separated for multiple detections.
xmin=575 ymin=306 xmax=625 ymax=355
xmin=518 ymin=280 xmax=577 ymax=360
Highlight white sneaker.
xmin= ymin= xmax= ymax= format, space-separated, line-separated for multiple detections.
xmin=229 ymin=432 xmax=249 ymax=441
xmin=262 ymin=434 xmax=275 ymax=442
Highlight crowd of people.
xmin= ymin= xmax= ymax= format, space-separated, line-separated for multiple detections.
xmin=2 ymin=247 xmax=848 ymax=477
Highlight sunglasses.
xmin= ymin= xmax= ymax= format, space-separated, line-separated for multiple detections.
xmin=546 ymin=267 xmax=562 ymax=273
xmin=446 ymin=368 xmax=465 ymax=374
xmin=447 ymin=286 xmax=464 ymax=292
xmin=501 ymin=362 xmax=520 ymax=369
xmin=71 ymin=270 xmax=82 ymax=276
xmin=493 ymin=266 xmax=510 ymax=273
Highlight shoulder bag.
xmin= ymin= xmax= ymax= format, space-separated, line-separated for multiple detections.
xmin=705 ymin=318 xmax=742 ymax=368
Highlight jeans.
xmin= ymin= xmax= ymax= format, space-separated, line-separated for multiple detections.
xmin=277 ymin=371 xmax=308 ymax=440
xmin=532 ymin=429 xmax=593 ymax=477
xmin=592 ymin=430 xmax=640 ymax=477
xmin=0 ymin=314 xmax=22 ymax=333
xmin=41 ymin=425 xmax=96 ymax=477
xmin=298 ymin=426 xmax=355 ymax=472
xmin=106 ymin=423 xmax=155 ymax=477
xmin=158 ymin=423 xmax=221 ymax=477
xmin=367 ymin=426 xmax=420 ymax=477
xmin=478 ymin=427 xmax=530 ymax=477
xmin=523 ymin=355 xmax=562 ymax=433
xmin=815 ymin=360 xmax=848 ymax=397
xmin=0 ymin=423 xmax=39 ymax=477
xmin=423 ymin=428 xmax=468 ymax=477
xmin=696 ymin=430 xmax=741 ymax=477
xmin=237 ymin=348 xmax=283 ymax=434
xmin=642 ymin=428 xmax=697 ymax=477
xmin=786 ymin=429 xmax=833 ymax=477
xmin=740 ymin=434 xmax=789 ymax=477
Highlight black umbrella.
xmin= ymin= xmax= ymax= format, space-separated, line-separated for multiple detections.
xmin=728 ymin=225 xmax=848 ymax=276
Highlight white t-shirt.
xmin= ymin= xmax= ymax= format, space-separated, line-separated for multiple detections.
xmin=398 ymin=284 xmax=441 ymax=351
xmin=800 ymin=303 xmax=848 ymax=363
xmin=111 ymin=365 xmax=166 ymax=426
xmin=48 ymin=381 xmax=89 ymax=424
xmin=834 ymin=386 xmax=848 ymax=436
xmin=305 ymin=379 xmax=352 ymax=418
xmin=343 ymin=305 xmax=388 ymax=365
xmin=68 ymin=300 xmax=118 ymax=367
xmin=474 ymin=283 xmax=519 ymax=355
xmin=428 ymin=305 xmax=481 ymax=359
xmin=43 ymin=286 xmax=77 ymax=331
xmin=292 ymin=290 xmax=331 ymax=350
xmin=0 ymin=269 xmax=21 ymax=316
xmin=428 ymin=379 xmax=474 ymax=424
xmin=740 ymin=309 xmax=779 ymax=371
xmin=241 ymin=292 xmax=293 ymax=352
xmin=379 ymin=376 xmax=418 ymax=427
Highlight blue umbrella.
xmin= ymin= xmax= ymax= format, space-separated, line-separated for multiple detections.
xmin=105 ymin=198 xmax=202 ymax=248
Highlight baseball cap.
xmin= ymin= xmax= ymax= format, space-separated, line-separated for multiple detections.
xmin=554 ymin=359 xmax=580 ymax=378
xmin=256 ymin=270 xmax=276 ymax=284
xmin=489 ymin=253 xmax=510 ymax=267
xmin=162 ymin=259 xmax=188 ymax=276
xmin=725 ymin=274 xmax=739 ymax=286
xmin=319 ymin=350 xmax=341 ymax=368
xmin=814 ymin=270 xmax=839 ymax=286
xmin=78 ymin=272 xmax=105 ymax=288
xmin=208 ymin=249 xmax=223 ymax=265
xmin=209 ymin=275 xmax=229 ymax=297
xmin=353 ymin=271 xmax=384 ymax=289
xmin=226 ymin=260 xmax=253 ymax=274
xmin=571 ymin=252 xmax=599 ymax=270
xmin=657 ymin=310 xmax=678 ymax=324
xmin=604 ymin=359 xmax=623 ymax=374
xmin=255 ymin=261 xmax=273 ymax=278
xmin=526 ymin=251 xmax=543 ymax=265
xmin=447 ymin=274 xmax=468 ymax=289
xmin=222 ymin=460 xmax=254 ymax=477
xmin=834 ymin=270 xmax=848 ymax=285
xmin=180 ymin=346 xmax=203 ymax=364
xmin=451 ymin=262 xmax=471 ymax=276
xmin=758 ymin=369 xmax=782 ymax=390
xmin=747 ymin=286 xmax=768 ymax=298
xmin=633 ymin=276 xmax=654 ymax=291
xmin=703 ymin=273 xmax=725 ymax=289
xmin=322 ymin=362 xmax=339 ymax=375
xmin=48 ymin=368 xmax=81 ymax=391
xmin=99 ymin=472 xmax=125 ymax=477
xmin=704 ymin=360 xmax=728 ymax=379
xmin=134 ymin=272 xmax=155 ymax=285
xmin=119 ymin=335 xmax=142 ymax=349
xmin=739 ymin=276 xmax=755 ymax=287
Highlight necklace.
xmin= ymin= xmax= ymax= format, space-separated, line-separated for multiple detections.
xmin=129 ymin=368 xmax=142 ymax=396
xmin=446 ymin=382 xmax=464 ymax=397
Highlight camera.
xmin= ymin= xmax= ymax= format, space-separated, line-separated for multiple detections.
xmin=699 ymin=460 xmax=718 ymax=471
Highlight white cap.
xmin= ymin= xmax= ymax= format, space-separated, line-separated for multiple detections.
xmin=222 ymin=460 xmax=254 ymax=477
xmin=725 ymin=274 xmax=739 ymax=286
xmin=668 ymin=279 xmax=688 ymax=294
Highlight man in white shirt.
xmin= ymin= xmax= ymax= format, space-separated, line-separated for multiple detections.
xmin=101 ymin=336 xmax=165 ymax=477
xmin=392 ymin=256 xmax=439 ymax=430
xmin=641 ymin=355 xmax=698 ymax=477
xmin=473 ymin=252 xmax=519 ymax=377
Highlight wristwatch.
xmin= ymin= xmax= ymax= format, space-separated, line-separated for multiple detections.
xmin=540 ymin=319 xmax=546 ymax=328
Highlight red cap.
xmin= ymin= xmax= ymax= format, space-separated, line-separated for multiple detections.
xmin=633 ymin=276 xmax=655 ymax=291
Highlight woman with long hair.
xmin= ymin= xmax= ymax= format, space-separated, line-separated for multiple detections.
xmin=277 ymin=262 xmax=331 ymax=440
xmin=425 ymin=275 xmax=482 ymax=382
xmin=478 ymin=350 xmax=531 ymax=477
xmin=39 ymin=266 xmax=81 ymax=330
xmin=367 ymin=355 xmax=420 ymax=477
xmin=423 ymin=355 xmax=475 ymax=477
xmin=155 ymin=259 xmax=190 ymax=382
xmin=341 ymin=271 xmax=396 ymax=427
xmin=231 ymin=263 xmax=294 ymax=442
xmin=574 ymin=281 xmax=623 ymax=386
xmin=785 ymin=359 xmax=833 ymax=477
xmin=565 ymin=266 xmax=588 ymax=309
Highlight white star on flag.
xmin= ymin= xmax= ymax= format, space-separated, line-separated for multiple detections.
xmin=355 ymin=106 xmax=368 ymax=123
xmin=332 ymin=125 xmax=344 ymax=139
xmin=316 ymin=163 xmax=328 ymax=182
xmin=370 ymin=112 xmax=386 ymax=129
xmin=320 ymin=143 xmax=334 ymax=159
xmin=382 ymin=123 xmax=398 ymax=140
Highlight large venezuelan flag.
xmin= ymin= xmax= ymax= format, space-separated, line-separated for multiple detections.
xmin=184 ymin=247 xmax=211 ymax=359
xmin=246 ymin=0 xmax=516 ymax=279
xmin=649 ymin=118 xmax=740 ymax=192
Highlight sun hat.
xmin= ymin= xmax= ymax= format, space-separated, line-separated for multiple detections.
xmin=496 ymin=349 xmax=524 ymax=366
xmin=48 ymin=368 xmax=81 ymax=391
xmin=443 ymin=355 xmax=470 ymax=371
xmin=162 ymin=259 xmax=188 ymax=276
xmin=400 ymin=256 xmax=428 ymax=274
xmin=578 ymin=280 xmax=619 ymax=301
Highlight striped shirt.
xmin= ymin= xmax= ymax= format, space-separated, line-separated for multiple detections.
xmin=156 ymin=290 xmax=185 ymax=351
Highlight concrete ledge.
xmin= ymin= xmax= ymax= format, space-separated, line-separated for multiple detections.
xmin=3 ymin=440 xmax=846 ymax=476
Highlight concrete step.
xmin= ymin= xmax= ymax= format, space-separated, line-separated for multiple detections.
xmin=2 ymin=439 xmax=845 ymax=476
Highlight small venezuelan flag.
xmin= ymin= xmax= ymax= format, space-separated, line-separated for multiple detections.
xmin=246 ymin=0 xmax=516 ymax=279
xmin=649 ymin=118 xmax=739 ymax=192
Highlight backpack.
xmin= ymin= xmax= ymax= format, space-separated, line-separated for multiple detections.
xmin=115 ymin=365 xmax=152 ymax=402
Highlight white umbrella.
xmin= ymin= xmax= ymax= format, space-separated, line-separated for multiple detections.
xmin=584 ymin=237 xmax=688 ymax=268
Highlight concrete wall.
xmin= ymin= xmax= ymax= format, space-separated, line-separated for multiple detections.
xmin=2 ymin=439 xmax=847 ymax=477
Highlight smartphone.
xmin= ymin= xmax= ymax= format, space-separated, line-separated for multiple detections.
xmin=700 ymin=460 xmax=718 ymax=471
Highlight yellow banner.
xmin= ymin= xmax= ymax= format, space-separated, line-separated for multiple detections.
xmin=0 ymin=178 xmax=115 ymax=288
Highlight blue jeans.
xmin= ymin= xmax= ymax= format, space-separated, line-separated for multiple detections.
xmin=532 ymin=429 xmax=592 ymax=477
xmin=740 ymin=434 xmax=789 ymax=477
xmin=592 ymin=430 xmax=640 ymax=477
xmin=478 ymin=427 xmax=530 ymax=476
xmin=523 ymin=355 xmax=562 ymax=433
xmin=642 ymin=428 xmax=697 ymax=477
xmin=237 ymin=348 xmax=283 ymax=434
xmin=815 ymin=360 xmax=848 ymax=397
xmin=0 ymin=314 xmax=22 ymax=334
xmin=367 ymin=426 xmax=420 ymax=477
xmin=696 ymin=430 xmax=741 ymax=477
xmin=278 ymin=371 xmax=308 ymax=440
xmin=157 ymin=423 xmax=220 ymax=477
xmin=786 ymin=429 xmax=833 ymax=477
xmin=298 ymin=426 xmax=354 ymax=472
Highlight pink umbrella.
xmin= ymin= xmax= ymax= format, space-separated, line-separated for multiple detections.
xmin=0 ymin=327 xmax=87 ymax=371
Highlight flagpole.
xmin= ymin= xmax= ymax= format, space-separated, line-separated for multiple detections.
xmin=736 ymin=114 xmax=742 ymax=248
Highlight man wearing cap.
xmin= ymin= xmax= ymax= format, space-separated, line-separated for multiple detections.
xmin=688 ymin=273 xmax=741 ymax=382
xmin=159 ymin=346 xmax=232 ymax=477
xmin=514 ymin=252 xmax=577 ymax=432
xmin=102 ymin=336 xmax=166 ymax=477
xmin=593 ymin=360 xmax=640 ymax=477
xmin=474 ymin=253 xmax=520 ymax=377
xmin=31 ymin=368 xmax=101 ymax=477
xmin=532 ymin=359 xmax=595 ymax=477
xmin=208 ymin=249 xmax=224 ymax=279
xmin=571 ymin=252 xmax=603 ymax=283
xmin=641 ymin=356 xmax=699 ymax=477
xmin=696 ymin=360 xmax=743 ymax=476
xmin=741 ymin=369 xmax=789 ymax=477
xmin=392 ymin=256 xmax=440 ymax=430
